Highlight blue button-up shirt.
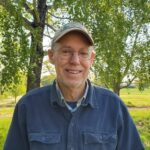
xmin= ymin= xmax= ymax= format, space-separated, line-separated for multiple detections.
xmin=4 ymin=80 xmax=144 ymax=150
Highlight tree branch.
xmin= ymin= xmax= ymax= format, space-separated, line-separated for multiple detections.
xmin=23 ymin=17 xmax=33 ymax=26
xmin=45 ymin=23 xmax=56 ymax=31
xmin=44 ymin=25 xmax=53 ymax=39
xmin=122 ymin=23 xmax=143 ymax=78
xmin=121 ymin=76 xmax=137 ymax=88
xmin=48 ymin=12 xmax=70 ymax=20
xmin=22 ymin=17 xmax=35 ymax=32
xmin=23 ymin=2 xmax=34 ymax=16
xmin=43 ymin=34 xmax=53 ymax=39
xmin=33 ymin=0 xmax=40 ymax=22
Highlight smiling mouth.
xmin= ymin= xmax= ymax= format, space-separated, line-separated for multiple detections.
xmin=66 ymin=69 xmax=82 ymax=74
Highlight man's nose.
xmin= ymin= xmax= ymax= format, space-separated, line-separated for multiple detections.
xmin=70 ymin=52 xmax=80 ymax=64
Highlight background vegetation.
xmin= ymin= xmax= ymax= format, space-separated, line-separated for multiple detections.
xmin=0 ymin=0 xmax=149 ymax=94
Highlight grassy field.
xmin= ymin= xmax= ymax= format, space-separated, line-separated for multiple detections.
xmin=120 ymin=88 xmax=150 ymax=107
xmin=0 ymin=107 xmax=13 ymax=149
xmin=130 ymin=109 xmax=150 ymax=149
xmin=0 ymin=118 xmax=12 ymax=149
xmin=0 ymin=88 xmax=150 ymax=149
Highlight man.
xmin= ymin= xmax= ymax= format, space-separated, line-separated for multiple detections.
xmin=4 ymin=22 xmax=144 ymax=150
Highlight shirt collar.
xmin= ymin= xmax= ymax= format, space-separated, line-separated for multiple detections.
xmin=50 ymin=79 xmax=97 ymax=109
xmin=80 ymin=79 xmax=98 ymax=108
xmin=55 ymin=80 xmax=89 ymax=109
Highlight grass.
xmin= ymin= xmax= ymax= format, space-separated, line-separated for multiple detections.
xmin=129 ymin=108 xmax=150 ymax=149
xmin=0 ymin=118 xmax=12 ymax=149
xmin=0 ymin=88 xmax=150 ymax=149
xmin=121 ymin=88 xmax=150 ymax=149
xmin=0 ymin=107 xmax=13 ymax=150
xmin=0 ymin=107 xmax=14 ymax=150
xmin=0 ymin=107 xmax=14 ymax=149
xmin=0 ymin=107 xmax=14 ymax=118
xmin=120 ymin=88 xmax=150 ymax=107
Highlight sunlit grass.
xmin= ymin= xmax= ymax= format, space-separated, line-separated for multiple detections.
xmin=0 ymin=107 xmax=13 ymax=150
xmin=0 ymin=107 xmax=14 ymax=118
xmin=129 ymin=108 xmax=150 ymax=150
xmin=0 ymin=118 xmax=12 ymax=150
xmin=120 ymin=88 xmax=150 ymax=107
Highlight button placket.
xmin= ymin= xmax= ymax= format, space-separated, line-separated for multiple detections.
xmin=67 ymin=113 xmax=77 ymax=150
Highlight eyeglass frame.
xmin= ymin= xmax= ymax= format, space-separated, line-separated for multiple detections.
xmin=52 ymin=43 xmax=94 ymax=61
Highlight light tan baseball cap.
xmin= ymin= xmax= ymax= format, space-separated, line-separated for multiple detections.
xmin=51 ymin=22 xmax=94 ymax=48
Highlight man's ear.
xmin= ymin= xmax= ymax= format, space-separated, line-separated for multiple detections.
xmin=90 ymin=50 xmax=96 ymax=65
xmin=48 ymin=49 xmax=55 ymax=64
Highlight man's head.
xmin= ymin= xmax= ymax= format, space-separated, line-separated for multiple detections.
xmin=48 ymin=22 xmax=95 ymax=89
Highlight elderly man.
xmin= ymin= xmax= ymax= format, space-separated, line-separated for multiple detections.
xmin=4 ymin=22 xmax=144 ymax=150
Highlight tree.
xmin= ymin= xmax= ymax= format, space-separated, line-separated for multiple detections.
xmin=8 ymin=73 xmax=26 ymax=104
xmin=0 ymin=5 xmax=29 ymax=93
xmin=1 ymin=0 xmax=149 ymax=96
xmin=41 ymin=60 xmax=56 ymax=86
xmin=64 ymin=0 xmax=150 ymax=95
xmin=0 ymin=0 xmax=69 ymax=92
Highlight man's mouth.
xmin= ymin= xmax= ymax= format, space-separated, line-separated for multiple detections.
xmin=66 ymin=69 xmax=82 ymax=74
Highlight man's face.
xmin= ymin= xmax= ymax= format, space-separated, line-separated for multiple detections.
xmin=48 ymin=32 xmax=95 ymax=90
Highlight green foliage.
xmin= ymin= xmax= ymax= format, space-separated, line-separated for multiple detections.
xmin=7 ymin=74 xmax=26 ymax=103
xmin=0 ymin=5 xmax=29 ymax=91
xmin=65 ymin=0 xmax=150 ymax=94
xmin=41 ymin=75 xmax=56 ymax=86
xmin=0 ymin=0 xmax=68 ymax=91
xmin=41 ymin=60 xmax=56 ymax=86
xmin=0 ymin=0 xmax=149 ymax=94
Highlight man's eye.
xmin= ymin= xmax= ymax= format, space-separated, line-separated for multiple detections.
xmin=80 ymin=52 xmax=88 ymax=56
xmin=62 ymin=50 xmax=70 ymax=53
xmin=61 ymin=49 xmax=72 ymax=55
xmin=62 ymin=50 xmax=69 ymax=53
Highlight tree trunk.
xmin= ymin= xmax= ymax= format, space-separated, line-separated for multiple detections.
xmin=26 ymin=38 xmax=44 ymax=92
xmin=113 ymin=84 xmax=121 ymax=96
xmin=26 ymin=0 xmax=47 ymax=92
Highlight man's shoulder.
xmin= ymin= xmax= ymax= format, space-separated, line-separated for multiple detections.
xmin=93 ymin=84 xmax=116 ymax=97
xmin=92 ymin=84 xmax=122 ymax=104
xmin=26 ymin=84 xmax=52 ymax=96
xmin=18 ymin=84 xmax=53 ymax=105
xmin=92 ymin=84 xmax=128 ymax=109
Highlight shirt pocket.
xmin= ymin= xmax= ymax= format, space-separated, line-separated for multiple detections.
xmin=28 ymin=132 xmax=61 ymax=150
xmin=83 ymin=132 xmax=117 ymax=150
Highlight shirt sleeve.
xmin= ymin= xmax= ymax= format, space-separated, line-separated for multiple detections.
xmin=3 ymin=103 xmax=29 ymax=150
xmin=116 ymin=100 xmax=144 ymax=150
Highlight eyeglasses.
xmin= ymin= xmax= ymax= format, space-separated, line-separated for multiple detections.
xmin=57 ymin=48 xmax=92 ymax=61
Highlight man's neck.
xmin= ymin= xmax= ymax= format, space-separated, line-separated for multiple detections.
xmin=57 ymin=82 xmax=86 ymax=102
